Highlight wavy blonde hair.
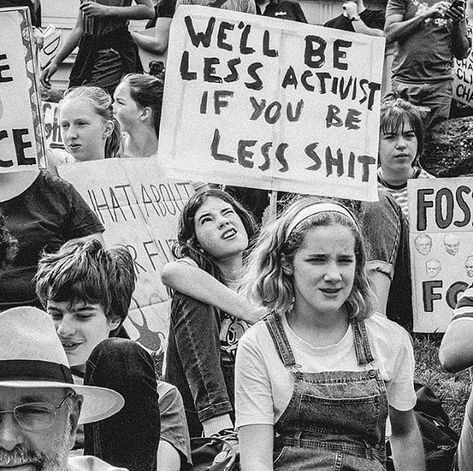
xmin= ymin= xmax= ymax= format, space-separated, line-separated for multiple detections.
xmin=242 ymin=197 xmax=375 ymax=320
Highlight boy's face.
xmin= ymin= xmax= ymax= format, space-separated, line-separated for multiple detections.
xmin=46 ymin=300 xmax=120 ymax=369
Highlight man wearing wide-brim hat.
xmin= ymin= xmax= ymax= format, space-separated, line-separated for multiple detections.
xmin=0 ymin=306 xmax=127 ymax=470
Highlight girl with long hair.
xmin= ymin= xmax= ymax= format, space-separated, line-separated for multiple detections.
xmin=165 ymin=189 xmax=258 ymax=438
xmin=236 ymin=198 xmax=424 ymax=470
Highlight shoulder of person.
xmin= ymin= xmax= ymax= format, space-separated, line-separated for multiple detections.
xmin=175 ymin=256 xmax=199 ymax=268
xmin=238 ymin=315 xmax=273 ymax=348
xmin=365 ymin=312 xmax=412 ymax=348
xmin=415 ymin=167 xmax=435 ymax=179
xmin=157 ymin=380 xmax=182 ymax=405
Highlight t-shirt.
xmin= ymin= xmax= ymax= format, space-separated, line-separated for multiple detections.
xmin=377 ymin=166 xmax=434 ymax=219
xmin=324 ymin=9 xmax=385 ymax=32
xmin=386 ymin=0 xmax=455 ymax=81
xmin=69 ymin=455 xmax=127 ymax=470
xmin=177 ymin=0 xmax=256 ymax=13
xmin=0 ymin=171 xmax=104 ymax=308
xmin=82 ymin=0 xmax=132 ymax=36
xmin=452 ymin=284 xmax=473 ymax=322
xmin=235 ymin=312 xmax=416 ymax=429
xmin=158 ymin=381 xmax=192 ymax=466
xmin=157 ymin=0 xmax=256 ymax=19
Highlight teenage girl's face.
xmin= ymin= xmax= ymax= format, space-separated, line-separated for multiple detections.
xmin=378 ymin=118 xmax=418 ymax=175
xmin=113 ymin=81 xmax=142 ymax=133
xmin=289 ymin=224 xmax=356 ymax=319
xmin=60 ymin=98 xmax=110 ymax=162
xmin=193 ymin=196 xmax=249 ymax=262
xmin=48 ymin=300 xmax=119 ymax=368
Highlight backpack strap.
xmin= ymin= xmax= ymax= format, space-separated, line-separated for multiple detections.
xmin=210 ymin=0 xmax=229 ymax=8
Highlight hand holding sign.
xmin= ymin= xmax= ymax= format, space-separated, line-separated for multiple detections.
xmin=159 ymin=6 xmax=384 ymax=201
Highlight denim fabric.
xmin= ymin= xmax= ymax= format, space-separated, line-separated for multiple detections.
xmin=264 ymin=313 xmax=389 ymax=471
xmin=454 ymin=387 xmax=473 ymax=471
xmin=84 ymin=338 xmax=160 ymax=471
xmin=359 ymin=190 xmax=413 ymax=329
xmin=165 ymin=293 xmax=235 ymax=438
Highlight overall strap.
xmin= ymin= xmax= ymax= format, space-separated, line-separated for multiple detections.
xmin=263 ymin=313 xmax=297 ymax=367
xmin=352 ymin=318 xmax=375 ymax=366
xmin=210 ymin=0 xmax=229 ymax=8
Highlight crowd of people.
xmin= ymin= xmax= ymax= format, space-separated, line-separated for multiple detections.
xmin=1 ymin=0 xmax=473 ymax=469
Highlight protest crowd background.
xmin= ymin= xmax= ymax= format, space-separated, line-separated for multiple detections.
xmin=2 ymin=0 xmax=473 ymax=469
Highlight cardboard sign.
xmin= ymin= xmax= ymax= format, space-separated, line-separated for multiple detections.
xmin=58 ymin=159 xmax=194 ymax=353
xmin=408 ymin=178 xmax=473 ymax=332
xmin=41 ymin=101 xmax=63 ymax=147
xmin=0 ymin=7 xmax=44 ymax=171
xmin=158 ymin=6 xmax=384 ymax=201
xmin=453 ymin=22 xmax=473 ymax=108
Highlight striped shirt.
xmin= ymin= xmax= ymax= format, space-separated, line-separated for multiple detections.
xmin=453 ymin=286 xmax=473 ymax=322
xmin=377 ymin=167 xmax=433 ymax=220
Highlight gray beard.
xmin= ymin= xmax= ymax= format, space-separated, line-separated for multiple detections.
xmin=0 ymin=424 xmax=72 ymax=470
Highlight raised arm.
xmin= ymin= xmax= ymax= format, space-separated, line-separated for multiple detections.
xmin=161 ymin=261 xmax=265 ymax=324
xmin=448 ymin=2 xmax=471 ymax=59
xmin=79 ymin=0 xmax=155 ymax=20
xmin=343 ymin=1 xmax=385 ymax=37
xmin=385 ymin=1 xmax=451 ymax=43
xmin=389 ymin=407 xmax=425 ymax=471
xmin=131 ymin=17 xmax=172 ymax=54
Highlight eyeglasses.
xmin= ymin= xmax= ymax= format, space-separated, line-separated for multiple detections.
xmin=0 ymin=391 xmax=76 ymax=431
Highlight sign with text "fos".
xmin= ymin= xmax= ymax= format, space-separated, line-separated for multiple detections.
xmin=0 ymin=8 xmax=44 ymax=171
xmin=158 ymin=6 xmax=385 ymax=201
xmin=408 ymin=178 xmax=473 ymax=332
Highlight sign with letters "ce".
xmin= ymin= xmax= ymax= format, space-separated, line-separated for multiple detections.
xmin=0 ymin=7 xmax=44 ymax=172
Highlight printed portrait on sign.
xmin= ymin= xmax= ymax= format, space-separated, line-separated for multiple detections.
xmin=444 ymin=234 xmax=460 ymax=256
xmin=425 ymin=258 xmax=442 ymax=278
xmin=415 ymin=234 xmax=432 ymax=255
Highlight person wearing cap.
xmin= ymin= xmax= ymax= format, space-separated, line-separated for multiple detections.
xmin=0 ymin=306 xmax=126 ymax=470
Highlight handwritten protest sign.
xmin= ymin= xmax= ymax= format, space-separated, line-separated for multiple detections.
xmin=0 ymin=7 xmax=44 ymax=171
xmin=59 ymin=159 xmax=194 ymax=352
xmin=408 ymin=178 xmax=473 ymax=332
xmin=41 ymin=101 xmax=63 ymax=147
xmin=453 ymin=22 xmax=473 ymax=108
xmin=158 ymin=6 xmax=384 ymax=201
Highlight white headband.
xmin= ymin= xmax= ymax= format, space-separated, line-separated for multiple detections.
xmin=285 ymin=203 xmax=358 ymax=240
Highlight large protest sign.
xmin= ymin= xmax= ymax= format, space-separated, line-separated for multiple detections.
xmin=158 ymin=6 xmax=384 ymax=201
xmin=408 ymin=178 xmax=473 ymax=332
xmin=0 ymin=7 xmax=44 ymax=171
xmin=59 ymin=159 xmax=194 ymax=352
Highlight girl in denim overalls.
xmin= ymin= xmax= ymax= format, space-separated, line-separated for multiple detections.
xmin=235 ymin=199 xmax=425 ymax=470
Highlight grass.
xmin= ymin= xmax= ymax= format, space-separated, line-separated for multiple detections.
xmin=413 ymin=333 xmax=471 ymax=434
